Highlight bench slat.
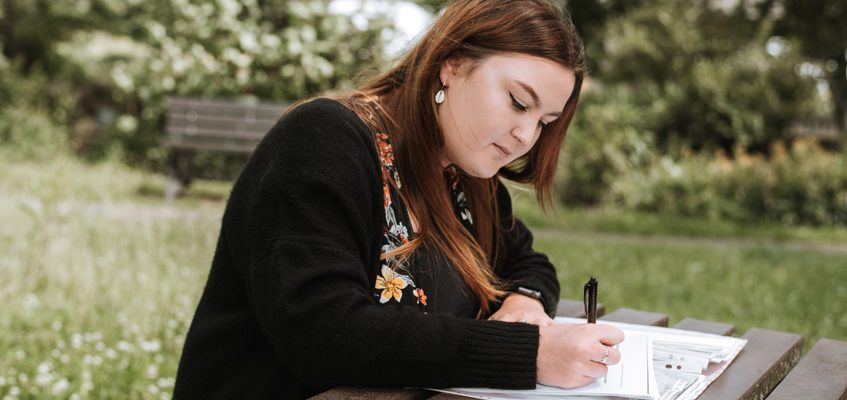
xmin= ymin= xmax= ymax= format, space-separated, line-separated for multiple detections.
xmin=165 ymin=124 xmax=269 ymax=141
xmin=698 ymin=328 xmax=802 ymax=400
xmin=766 ymin=338 xmax=847 ymax=400
xmin=162 ymin=140 xmax=258 ymax=154
xmin=168 ymin=97 xmax=287 ymax=120
xmin=555 ymin=298 xmax=605 ymax=318
xmin=166 ymin=116 xmax=277 ymax=136
xmin=673 ymin=318 xmax=736 ymax=336
xmin=601 ymin=307 xmax=668 ymax=327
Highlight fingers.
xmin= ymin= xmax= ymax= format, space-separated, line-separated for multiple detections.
xmin=582 ymin=361 xmax=608 ymax=378
xmin=595 ymin=324 xmax=625 ymax=346
xmin=591 ymin=343 xmax=621 ymax=365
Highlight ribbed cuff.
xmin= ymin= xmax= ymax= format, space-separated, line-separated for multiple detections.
xmin=455 ymin=320 xmax=539 ymax=389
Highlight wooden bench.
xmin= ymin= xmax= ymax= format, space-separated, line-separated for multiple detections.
xmin=767 ymin=337 xmax=847 ymax=399
xmin=162 ymin=97 xmax=289 ymax=199
xmin=311 ymin=299 xmax=816 ymax=400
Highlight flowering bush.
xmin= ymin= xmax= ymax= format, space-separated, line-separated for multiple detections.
xmin=10 ymin=0 xmax=392 ymax=165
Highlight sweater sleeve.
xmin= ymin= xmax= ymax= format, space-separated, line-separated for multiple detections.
xmin=494 ymin=182 xmax=561 ymax=317
xmin=223 ymin=99 xmax=540 ymax=391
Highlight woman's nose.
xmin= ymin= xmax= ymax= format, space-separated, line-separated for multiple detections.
xmin=511 ymin=120 xmax=536 ymax=146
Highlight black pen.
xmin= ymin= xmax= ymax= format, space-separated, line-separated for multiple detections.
xmin=584 ymin=276 xmax=598 ymax=323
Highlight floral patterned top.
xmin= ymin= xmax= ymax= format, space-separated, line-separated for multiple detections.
xmin=372 ymin=132 xmax=479 ymax=317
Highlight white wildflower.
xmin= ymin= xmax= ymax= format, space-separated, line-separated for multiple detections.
xmin=95 ymin=342 xmax=105 ymax=351
xmin=70 ymin=393 xmax=81 ymax=400
xmin=14 ymin=351 xmax=25 ymax=360
xmin=37 ymin=362 xmax=52 ymax=375
xmin=35 ymin=368 xmax=53 ymax=386
xmin=157 ymin=377 xmax=175 ymax=388
xmin=0 ymin=376 xmax=5 ymax=385
xmin=10 ymin=386 xmax=21 ymax=395
xmin=116 ymin=340 xmax=134 ymax=352
xmin=52 ymin=379 xmax=70 ymax=395
xmin=147 ymin=383 xmax=160 ymax=395
xmin=84 ymin=332 xmax=103 ymax=343
xmin=60 ymin=354 xmax=70 ymax=364
xmin=51 ymin=320 xmax=62 ymax=331
xmin=22 ymin=293 xmax=40 ymax=310
xmin=105 ymin=349 xmax=117 ymax=359
xmin=140 ymin=339 xmax=161 ymax=353
xmin=146 ymin=365 xmax=158 ymax=379
xmin=71 ymin=334 xmax=82 ymax=349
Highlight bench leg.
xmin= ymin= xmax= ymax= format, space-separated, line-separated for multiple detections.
xmin=165 ymin=151 xmax=193 ymax=200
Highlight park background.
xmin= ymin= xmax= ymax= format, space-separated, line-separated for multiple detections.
xmin=1 ymin=0 xmax=846 ymax=398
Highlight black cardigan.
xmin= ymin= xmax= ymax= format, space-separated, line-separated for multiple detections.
xmin=173 ymin=98 xmax=560 ymax=399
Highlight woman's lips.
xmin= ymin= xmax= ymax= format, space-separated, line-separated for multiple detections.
xmin=493 ymin=143 xmax=512 ymax=157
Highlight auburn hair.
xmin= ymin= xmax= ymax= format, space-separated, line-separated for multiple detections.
xmin=335 ymin=0 xmax=585 ymax=315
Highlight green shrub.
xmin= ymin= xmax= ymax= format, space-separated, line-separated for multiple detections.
xmin=601 ymin=140 xmax=847 ymax=225
xmin=557 ymin=87 xmax=658 ymax=205
xmin=0 ymin=105 xmax=69 ymax=161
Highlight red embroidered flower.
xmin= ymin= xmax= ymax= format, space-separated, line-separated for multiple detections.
xmin=413 ymin=288 xmax=428 ymax=306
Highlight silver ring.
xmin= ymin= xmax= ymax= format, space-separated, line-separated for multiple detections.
xmin=600 ymin=346 xmax=610 ymax=364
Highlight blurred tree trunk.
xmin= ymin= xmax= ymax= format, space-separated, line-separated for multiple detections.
xmin=828 ymin=57 xmax=847 ymax=136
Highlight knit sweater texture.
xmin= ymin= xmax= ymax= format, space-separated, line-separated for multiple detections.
xmin=173 ymin=98 xmax=560 ymax=399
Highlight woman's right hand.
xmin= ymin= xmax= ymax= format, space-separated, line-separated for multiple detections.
xmin=536 ymin=323 xmax=625 ymax=388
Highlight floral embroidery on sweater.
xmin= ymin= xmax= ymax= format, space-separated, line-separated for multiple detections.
xmin=372 ymin=133 xmax=473 ymax=311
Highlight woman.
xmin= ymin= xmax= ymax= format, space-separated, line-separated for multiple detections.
xmin=174 ymin=0 xmax=624 ymax=398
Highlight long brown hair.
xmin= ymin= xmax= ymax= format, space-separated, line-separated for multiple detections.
xmin=338 ymin=0 xmax=585 ymax=314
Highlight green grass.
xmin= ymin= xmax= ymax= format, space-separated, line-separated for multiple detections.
xmin=532 ymin=232 xmax=847 ymax=350
xmin=0 ymin=155 xmax=222 ymax=399
xmin=1 ymin=154 xmax=845 ymax=398
xmin=509 ymin=186 xmax=847 ymax=243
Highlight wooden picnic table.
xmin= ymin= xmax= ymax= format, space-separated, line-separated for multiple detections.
xmin=310 ymin=299 xmax=847 ymax=399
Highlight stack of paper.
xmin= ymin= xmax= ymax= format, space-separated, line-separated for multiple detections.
xmin=431 ymin=318 xmax=746 ymax=400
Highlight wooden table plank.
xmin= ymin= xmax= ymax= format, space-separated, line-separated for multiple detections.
xmin=766 ymin=338 xmax=847 ymax=400
xmin=601 ymin=307 xmax=669 ymax=327
xmin=673 ymin=318 xmax=736 ymax=336
xmin=698 ymin=328 xmax=803 ymax=400
xmin=309 ymin=387 xmax=434 ymax=400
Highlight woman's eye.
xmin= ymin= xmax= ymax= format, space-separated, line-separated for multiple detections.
xmin=538 ymin=121 xmax=548 ymax=129
xmin=509 ymin=92 xmax=527 ymax=112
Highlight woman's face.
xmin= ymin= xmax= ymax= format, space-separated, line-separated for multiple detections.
xmin=437 ymin=53 xmax=575 ymax=178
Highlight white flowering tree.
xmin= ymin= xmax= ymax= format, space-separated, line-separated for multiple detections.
xmin=3 ymin=0 xmax=393 ymax=163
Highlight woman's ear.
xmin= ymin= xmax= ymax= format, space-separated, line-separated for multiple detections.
xmin=439 ymin=57 xmax=465 ymax=87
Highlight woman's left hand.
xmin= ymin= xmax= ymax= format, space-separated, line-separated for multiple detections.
xmin=488 ymin=293 xmax=555 ymax=326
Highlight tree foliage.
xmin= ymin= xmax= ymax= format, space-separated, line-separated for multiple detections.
xmin=759 ymin=0 xmax=847 ymax=136
xmin=0 ymin=0 xmax=393 ymax=164
xmin=588 ymin=0 xmax=817 ymax=153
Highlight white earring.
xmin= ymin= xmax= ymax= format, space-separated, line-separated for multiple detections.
xmin=435 ymin=85 xmax=446 ymax=104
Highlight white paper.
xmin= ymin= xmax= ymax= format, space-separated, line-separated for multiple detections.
xmin=428 ymin=318 xmax=746 ymax=400
xmin=432 ymin=332 xmax=659 ymax=400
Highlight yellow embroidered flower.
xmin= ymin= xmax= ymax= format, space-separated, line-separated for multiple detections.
xmin=375 ymin=265 xmax=408 ymax=303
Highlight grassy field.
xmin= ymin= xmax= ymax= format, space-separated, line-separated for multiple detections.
xmin=1 ymin=155 xmax=845 ymax=398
